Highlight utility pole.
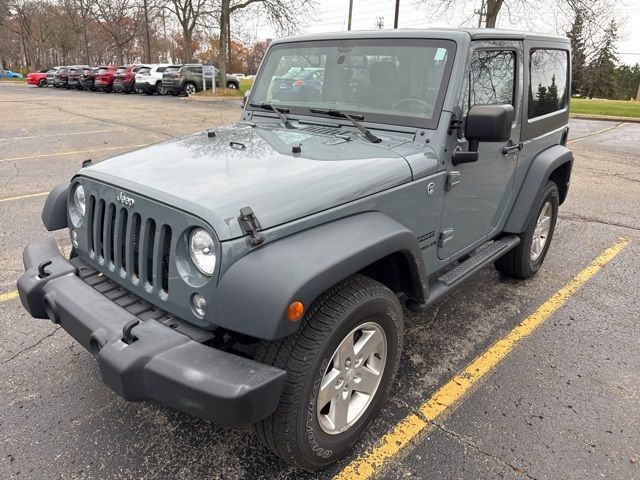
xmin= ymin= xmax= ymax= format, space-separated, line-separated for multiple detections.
xmin=375 ymin=17 xmax=384 ymax=29
xmin=474 ymin=0 xmax=487 ymax=28
xmin=394 ymin=0 xmax=400 ymax=28
xmin=347 ymin=0 xmax=353 ymax=30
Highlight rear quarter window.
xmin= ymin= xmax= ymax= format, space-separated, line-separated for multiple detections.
xmin=528 ymin=49 xmax=569 ymax=119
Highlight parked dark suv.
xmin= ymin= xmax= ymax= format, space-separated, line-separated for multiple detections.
xmin=67 ymin=66 xmax=90 ymax=90
xmin=162 ymin=64 xmax=240 ymax=95
xmin=80 ymin=67 xmax=99 ymax=91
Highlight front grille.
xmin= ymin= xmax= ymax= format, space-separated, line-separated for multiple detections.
xmin=86 ymin=195 xmax=172 ymax=294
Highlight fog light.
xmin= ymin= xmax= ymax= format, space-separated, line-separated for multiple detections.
xmin=192 ymin=293 xmax=207 ymax=317
xmin=70 ymin=229 xmax=79 ymax=248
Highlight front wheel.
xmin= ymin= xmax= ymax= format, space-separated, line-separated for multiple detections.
xmin=254 ymin=275 xmax=404 ymax=469
xmin=37 ymin=79 xmax=46 ymax=87
xmin=495 ymin=180 xmax=559 ymax=279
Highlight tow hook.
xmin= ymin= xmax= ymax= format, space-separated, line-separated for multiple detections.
xmin=122 ymin=319 xmax=140 ymax=345
xmin=37 ymin=260 xmax=52 ymax=279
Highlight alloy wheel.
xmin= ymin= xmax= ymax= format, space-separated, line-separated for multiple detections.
xmin=531 ymin=201 xmax=552 ymax=261
xmin=317 ymin=321 xmax=387 ymax=435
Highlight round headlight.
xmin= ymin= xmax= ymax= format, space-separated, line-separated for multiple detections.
xmin=73 ymin=184 xmax=86 ymax=217
xmin=189 ymin=228 xmax=216 ymax=276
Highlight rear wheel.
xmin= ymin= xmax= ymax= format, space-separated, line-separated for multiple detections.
xmin=156 ymin=82 xmax=167 ymax=95
xmin=37 ymin=79 xmax=46 ymax=87
xmin=495 ymin=180 xmax=559 ymax=279
xmin=254 ymin=274 xmax=404 ymax=469
xmin=227 ymin=81 xmax=238 ymax=89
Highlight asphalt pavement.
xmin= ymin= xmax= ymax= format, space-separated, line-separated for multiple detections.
xmin=0 ymin=83 xmax=638 ymax=479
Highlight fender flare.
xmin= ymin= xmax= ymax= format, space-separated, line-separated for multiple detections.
xmin=503 ymin=145 xmax=573 ymax=234
xmin=41 ymin=183 xmax=69 ymax=231
xmin=208 ymin=212 xmax=428 ymax=340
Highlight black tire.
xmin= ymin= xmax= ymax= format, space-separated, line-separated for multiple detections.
xmin=495 ymin=180 xmax=559 ymax=279
xmin=253 ymin=274 xmax=404 ymax=469
xmin=184 ymin=82 xmax=197 ymax=96
xmin=227 ymin=81 xmax=238 ymax=89
xmin=156 ymin=82 xmax=167 ymax=95
xmin=37 ymin=79 xmax=46 ymax=87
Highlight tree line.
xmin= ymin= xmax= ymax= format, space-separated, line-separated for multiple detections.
xmin=0 ymin=0 xmax=312 ymax=83
xmin=568 ymin=13 xmax=638 ymax=100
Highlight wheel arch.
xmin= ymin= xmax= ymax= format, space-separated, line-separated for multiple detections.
xmin=208 ymin=212 xmax=428 ymax=340
xmin=41 ymin=183 xmax=69 ymax=231
xmin=503 ymin=144 xmax=573 ymax=234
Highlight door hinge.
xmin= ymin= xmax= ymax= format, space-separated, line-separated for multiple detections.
xmin=445 ymin=171 xmax=461 ymax=191
xmin=438 ymin=228 xmax=454 ymax=248
xmin=238 ymin=206 xmax=265 ymax=246
xmin=448 ymin=115 xmax=463 ymax=135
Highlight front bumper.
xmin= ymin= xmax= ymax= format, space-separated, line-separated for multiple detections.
xmin=17 ymin=238 xmax=287 ymax=425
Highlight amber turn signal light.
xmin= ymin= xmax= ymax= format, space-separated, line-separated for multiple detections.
xmin=287 ymin=301 xmax=304 ymax=321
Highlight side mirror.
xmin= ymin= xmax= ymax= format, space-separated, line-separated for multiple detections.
xmin=452 ymin=104 xmax=514 ymax=165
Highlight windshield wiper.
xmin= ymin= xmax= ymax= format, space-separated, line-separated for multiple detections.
xmin=250 ymin=103 xmax=296 ymax=129
xmin=309 ymin=108 xmax=381 ymax=143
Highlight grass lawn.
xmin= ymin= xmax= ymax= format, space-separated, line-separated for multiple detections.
xmin=194 ymin=78 xmax=253 ymax=98
xmin=570 ymin=98 xmax=640 ymax=118
xmin=239 ymin=78 xmax=253 ymax=94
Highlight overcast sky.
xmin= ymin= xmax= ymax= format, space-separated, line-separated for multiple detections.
xmin=248 ymin=0 xmax=640 ymax=65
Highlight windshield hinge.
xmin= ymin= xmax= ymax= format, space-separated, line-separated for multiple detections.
xmin=238 ymin=206 xmax=265 ymax=247
xmin=448 ymin=115 xmax=463 ymax=135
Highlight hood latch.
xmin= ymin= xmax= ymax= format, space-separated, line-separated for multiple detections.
xmin=238 ymin=206 xmax=265 ymax=247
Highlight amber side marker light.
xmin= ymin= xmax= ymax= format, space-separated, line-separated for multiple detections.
xmin=287 ymin=301 xmax=305 ymax=321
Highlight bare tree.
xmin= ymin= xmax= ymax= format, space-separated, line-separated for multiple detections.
xmin=217 ymin=0 xmax=313 ymax=88
xmin=92 ymin=0 xmax=141 ymax=64
xmin=165 ymin=0 xmax=210 ymax=62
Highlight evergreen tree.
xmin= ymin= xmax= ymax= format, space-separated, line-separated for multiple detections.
xmin=566 ymin=11 xmax=586 ymax=96
xmin=584 ymin=20 xmax=618 ymax=99
xmin=546 ymin=75 xmax=560 ymax=112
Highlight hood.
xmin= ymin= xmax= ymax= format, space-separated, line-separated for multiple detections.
xmin=82 ymin=124 xmax=412 ymax=240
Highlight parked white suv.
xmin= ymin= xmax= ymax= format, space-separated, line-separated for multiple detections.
xmin=135 ymin=64 xmax=171 ymax=95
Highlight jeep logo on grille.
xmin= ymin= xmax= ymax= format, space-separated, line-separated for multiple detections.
xmin=116 ymin=192 xmax=135 ymax=208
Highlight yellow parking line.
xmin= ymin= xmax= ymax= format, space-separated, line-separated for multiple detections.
xmin=0 ymin=144 xmax=149 ymax=163
xmin=0 ymin=128 xmax=122 ymax=142
xmin=0 ymin=192 xmax=48 ymax=203
xmin=335 ymin=237 xmax=630 ymax=480
xmin=0 ymin=290 xmax=19 ymax=303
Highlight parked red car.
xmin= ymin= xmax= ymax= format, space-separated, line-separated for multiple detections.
xmin=113 ymin=65 xmax=143 ymax=93
xmin=94 ymin=65 xmax=118 ymax=92
xmin=26 ymin=68 xmax=50 ymax=87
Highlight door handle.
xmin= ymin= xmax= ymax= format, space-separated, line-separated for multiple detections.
xmin=503 ymin=141 xmax=523 ymax=155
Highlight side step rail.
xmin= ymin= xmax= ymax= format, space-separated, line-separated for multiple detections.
xmin=426 ymin=234 xmax=521 ymax=307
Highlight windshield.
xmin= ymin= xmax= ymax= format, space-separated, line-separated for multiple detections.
xmin=249 ymin=38 xmax=455 ymax=128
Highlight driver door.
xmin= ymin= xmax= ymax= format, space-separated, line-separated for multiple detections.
xmin=438 ymin=41 xmax=523 ymax=260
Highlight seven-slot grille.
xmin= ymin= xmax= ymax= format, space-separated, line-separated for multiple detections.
xmin=86 ymin=195 xmax=172 ymax=294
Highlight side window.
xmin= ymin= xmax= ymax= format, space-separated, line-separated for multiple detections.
xmin=528 ymin=49 xmax=568 ymax=118
xmin=464 ymin=50 xmax=516 ymax=115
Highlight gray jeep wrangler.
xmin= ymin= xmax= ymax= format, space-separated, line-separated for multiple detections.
xmin=17 ymin=29 xmax=572 ymax=469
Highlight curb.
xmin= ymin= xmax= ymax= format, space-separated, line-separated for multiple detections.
xmin=570 ymin=113 xmax=640 ymax=123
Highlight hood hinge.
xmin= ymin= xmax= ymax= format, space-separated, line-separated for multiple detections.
xmin=238 ymin=206 xmax=265 ymax=247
